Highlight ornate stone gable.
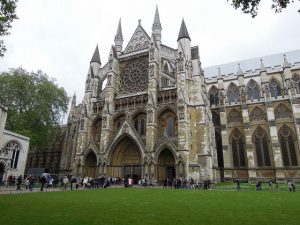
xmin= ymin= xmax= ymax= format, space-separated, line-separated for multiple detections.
xmin=123 ymin=24 xmax=150 ymax=54
xmin=119 ymin=57 xmax=149 ymax=94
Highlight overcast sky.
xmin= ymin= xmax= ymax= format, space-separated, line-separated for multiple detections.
xmin=1 ymin=0 xmax=300 ymax=111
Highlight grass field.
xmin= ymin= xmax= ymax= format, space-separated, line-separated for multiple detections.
xmin=0 ymin=188 xmax=299 ymax=225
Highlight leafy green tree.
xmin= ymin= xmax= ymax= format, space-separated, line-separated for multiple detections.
xmin=0 ymin=67 xmax=69 ymax=151
xmin=0 ymin=0 xmax=18 ymax=57
xmin=229 ymin=0 xmax=300 ymax=17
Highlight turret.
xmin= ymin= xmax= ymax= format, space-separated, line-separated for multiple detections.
xmin=177 ymin=19 xmax=191 ymax=61
xmin=90 ymin=44 xmax=101 ymax=76
xmin=152 ymin=5 xmax=162 ymax=45
xmin=114 ymin=18 xmax=123 ymax=55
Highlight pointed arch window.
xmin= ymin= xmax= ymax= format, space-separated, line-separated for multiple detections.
xmin=163 ymin=63 xmax=169 ymax=75
xmin=274 ymin=104 xmax=292 ymax=119
xmin=159 ymin=110 xmax=177 ymax=138
xmin=279 ymin=125 xmax=298 ymax=166
xmin=209 ymin=86 xmax=219 ymax=106
xmin=247 ymin=79 xmax=260 ymax=101
xmin=292 ymin=73 xmax=300 ymax=94
xmin=133 ymin=113 xmax=147 ymax=136
xmin=227 ymin=109 xmax=242 ymax=124
xmin=227 ymin=83 xmax=240 ymax=104
xmin=231 ymin=129 xmax=246 ymax=167
xmin=270 ymin=78 xmax=281 ymax=98
xmin=253 ymin=127 xmax=271 ymax=167
xmin=249 ymin=106 xmax=267 ymax=122
xmin=4 ymin=141 xmax=21 ymax=169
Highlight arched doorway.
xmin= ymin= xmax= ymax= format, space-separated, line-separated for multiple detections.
xmin=108 ymin=136 xmax=142 ymax=184
xmin=157 ymin=148 xmax=176 ymax=182
xmin=85 ymin=151 xmax=97 ymax=177
xmin=0 ymin=163 xmax=5 ymax=184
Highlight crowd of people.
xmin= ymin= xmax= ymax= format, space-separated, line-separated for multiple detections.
xmin=1 ymin=175 xmax=297 ymax=192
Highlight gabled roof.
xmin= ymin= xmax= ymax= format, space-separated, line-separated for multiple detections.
xmin=123 ymin=21 xmax=151 ymax=54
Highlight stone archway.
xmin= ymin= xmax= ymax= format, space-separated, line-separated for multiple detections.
xmin=108 ymin=136 xmax=142 ymax=184
xmin=157 ymin=148 xmax=176 ymax=182
xmin=0 ymin=163 xmax=5 ymax=184
xmin=84 ymin=152 xmax=97 ymax=177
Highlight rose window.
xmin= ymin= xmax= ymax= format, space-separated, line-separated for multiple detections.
xmin=120 ymin=58 xmax=148 ymax=93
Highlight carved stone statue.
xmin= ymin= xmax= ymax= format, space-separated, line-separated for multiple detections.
xmin=289 ymin=80 xmax=297 ymax=97
xmin=176 ymin=52 xmax=184 ymax=72
xmin=240 ymin=86 xmax=246 ymax=103
xmin=149 ymin=43 xmax=155 ymax=60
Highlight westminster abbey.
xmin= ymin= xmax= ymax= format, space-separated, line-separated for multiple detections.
xmin=57 ymin=7 xmax=300 ymax=183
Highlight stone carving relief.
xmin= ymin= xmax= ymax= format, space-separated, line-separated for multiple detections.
xmin=102 ymin=110 xmax=107 ymax=128
xmin=108 ymin=53 xmax=113 ymax=70
xmin=227 ymin=109 xmax=242 ymax=124
xmin=176 ymin=52 xmax=184 ymax=72
xmin=149 ymin=43 xmax=155 ymax=60
xmin=250 ymin=107 xmax=266 ymax=122
xmin=124 ymin=26 xmax=150 ymax=54
xmin=178 ymin=99 xmax=185 ymax=120
xmin=120 ymin=57 xmax=149 ymax=93
xmin=107 ymin=74 xmax=112 ymax=86
xmin=149 ymin=64 xmax=155 ymax=78
xmin=147 ymin=104 xmax=153 ymax=124
xmin=275 ymin=104 xmax=292 ymax=119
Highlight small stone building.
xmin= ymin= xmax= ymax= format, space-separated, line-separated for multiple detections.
xmin=0 ymin=103 xmax=30 ymax=182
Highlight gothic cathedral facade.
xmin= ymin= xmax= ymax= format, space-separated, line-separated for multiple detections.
xmin=59 ymin=7 xmax=300 ymax=182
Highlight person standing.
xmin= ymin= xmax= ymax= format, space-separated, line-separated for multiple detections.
xmin=40 ymin=175 xmax=47 ymax=192
xmin=16 ymin=175 xmax=22 ymax=191
xmin=236 ymin=179 xmax=240 ymax=191
xmin=291 ymin=179 xmax=296 ymax=192
xmin=63 ymin=176 xmax=69 ymax=190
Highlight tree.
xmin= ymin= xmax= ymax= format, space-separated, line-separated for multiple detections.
xmin=0 ymin=67 xmax=69 ymax=151
xmin=0 ymin=0 xmax=18 ymax=57
xmin=229 ymin=0 xmax=300 ymax=17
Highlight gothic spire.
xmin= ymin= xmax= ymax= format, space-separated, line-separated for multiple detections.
xmin=283 ymin=54 xmax=290 ymax=68
xmin=152 ymin=5 xmax=161 ymax=31
xmin=115 ymin=18 xmax=123 ymax=42
xmin=90 ymin=44 xmax=101 ymax=64
xmin=114 ymin=18 xmax=123 ymax=54
xmin=177 ymin=18 xmax=191 ymax=42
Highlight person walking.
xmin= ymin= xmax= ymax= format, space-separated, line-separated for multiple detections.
xmin=40 ymin=175 xmax=47 ymax=192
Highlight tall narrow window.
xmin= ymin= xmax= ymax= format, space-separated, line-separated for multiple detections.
xmin=279 ymin=125 xmax=298 ymax=166
xmin=209 ymin=86 xmax=219 ymax=106
xmin=166 ymin=117 xmax=174 ymax=137
xmin=4 ymin=141 xmax=21 ymax=169
xmin=231 ymin=130 xmax=246 ymax=167
xmin=227 ymin=83 xmax=240 ymax=104
xmin=253 ymin=127 xmax=271 ymax=167
xmin=247 ymin=79 xmax=260 ymax=101
xmin=270 ymin=78 xmax=281 ymax=98
xmin=292 ymin=73 xmax=300 ymax=94
xmin=140 ymin=119 xmax=145 ymax=135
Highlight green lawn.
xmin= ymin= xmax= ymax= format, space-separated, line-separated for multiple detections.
xmin=0 ymin=188 xmax=299 ymax=225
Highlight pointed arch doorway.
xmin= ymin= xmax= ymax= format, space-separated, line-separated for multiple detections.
xmin=84 ymin=151 xmax=97 ymax=177
xmin=157 ymin=148 xmax=176 ymax=182
xmin=108 ymin=136 xmax=142 ymax=184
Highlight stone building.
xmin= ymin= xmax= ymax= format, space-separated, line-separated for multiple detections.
xmin=0 ymin=103 xmax=30 ymax=182
xmin=60 ymin=7 xmax=300 ymax=182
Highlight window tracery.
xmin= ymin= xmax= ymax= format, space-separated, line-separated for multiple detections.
xmin=227 ymin=83 xmax=240 ymax=104
xmin=249 ymin=107 xmax=266 ymax=122
xmin=133 ymin=113 xmax=146 ymax=136
xmin=159 ymin=110 xmax=177 ymax=137
xmin=253 ymin=127 xmax=271 ymax=167
xmin=279 ymin=124 xmax=298 ymax=166
xmin=231 ymin=129 xmax=246 ymax=167
xmin=270 ymin=78 xmax=281 ymax=98
xmin=246 ymin=79 xmax=260 ymax=101
xmin=209 ymin=86 xmax=219 ymax=106
xmin=292 ymin=73 xmax=300 ymax=94
xmin=120 ymin=57 xmax=149 ymax=93
xmin=3 ymin=141 xmax=21 ymax=169
xmin=227 ymin=109 xmax=242 ymax=124
xmin=274 ymin=103 xmax=292 ymax=119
